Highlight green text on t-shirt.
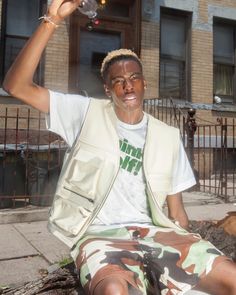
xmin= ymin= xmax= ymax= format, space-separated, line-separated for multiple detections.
xmin=119 ymin=138 xmax=143 ymax=176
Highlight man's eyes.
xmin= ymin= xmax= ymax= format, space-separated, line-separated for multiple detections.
xmin=112 ymin=74 xmax=142 ymax=85
xmin=114 ymin=78 xmax=125 ymax=84
xmin=130 ymin=74 xmax=142 ymax=80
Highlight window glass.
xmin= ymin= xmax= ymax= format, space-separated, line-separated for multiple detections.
xmin=79 ymin=30 xmax=121 ymax=98
xmin=160 ymin=60 xmax=185 ymax=98
xmin=6 ymin=0 xmax=40 ymax=37
xmin=214 ymin=64 xmax=233 ymax=97
xmin=161 ymin=17 xmax=186 ymax=59
xmin=213 ymin=22 xmax=235 ymax=104
xmin=4 ymin=38 xmax=27 ymax=74
xmin=214 ymin=25 xmax=234 ymax=64
xmin=1 ymin=0 xmax=45 ymax=85
xmin=160 ymin=11 xmax=188 ymax=100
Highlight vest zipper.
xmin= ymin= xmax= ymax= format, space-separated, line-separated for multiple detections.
xmin=63 ymin=186 xmax=94 ymax=203
xmin=142 ymin=127 xmax=181 ymax=230
xmin=72 ymin=157 xmax=120 ymax=243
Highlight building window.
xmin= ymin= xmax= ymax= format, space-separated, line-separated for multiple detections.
xmin=213 ymin=22 xmax=236 ymax=104
xmin=0 ymin=0 xmax=46 ymax=86
xmin=160 ymin=9 xmax=191 ymax=100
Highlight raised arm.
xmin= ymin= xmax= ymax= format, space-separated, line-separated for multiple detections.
xmin=3 ymin=0 xmax=81 ymax=113
xmin=166 ymin=192 xmax=189 ymax=230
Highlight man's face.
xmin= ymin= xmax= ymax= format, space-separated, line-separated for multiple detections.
xmin=104 ymin=59 xmax=146 ymax=124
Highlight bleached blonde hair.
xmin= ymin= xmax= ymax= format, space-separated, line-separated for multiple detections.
xmin=100 ymin=49 xmax=142 ymax=81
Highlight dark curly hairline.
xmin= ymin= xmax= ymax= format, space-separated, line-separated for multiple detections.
xmin=101 ymin=55 xmax=143 ymax=82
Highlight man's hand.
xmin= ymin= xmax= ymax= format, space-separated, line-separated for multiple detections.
xmin=47 ymin=0 xmax=82 ymax=24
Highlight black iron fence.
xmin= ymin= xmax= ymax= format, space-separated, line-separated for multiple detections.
xmin=0 ymin=100 xmax=235 ymax=208
xmin=0 ymin=106 xmax=67 ymax=208
xmin=193 ymin=117 xmax=236 ymax=201
xmin=144 ymin=100 xmax=236 ymax=201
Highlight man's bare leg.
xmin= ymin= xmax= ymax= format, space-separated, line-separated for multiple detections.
xmin=194 ymin=260 xmax=236 ymax=295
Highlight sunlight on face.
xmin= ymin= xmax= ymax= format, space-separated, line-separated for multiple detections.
xmin=105 ymin=60 xmax=146 ymax=124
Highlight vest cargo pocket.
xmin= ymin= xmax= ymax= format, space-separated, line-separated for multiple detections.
xmin=49 ymin=142 xmax=119 ymax=239
xmin=49 ymin=196 xmax=91 ymax=237
xmin=54 ymin=180 xmax=96 ymax=211
xmin=63 ymin=186 xmax=94 ymax=203
xmin=64 ymin=149 xmax=105 ymax=202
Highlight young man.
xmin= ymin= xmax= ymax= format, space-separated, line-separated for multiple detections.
xmin=3 ymin=1 xmax=236 ymax=294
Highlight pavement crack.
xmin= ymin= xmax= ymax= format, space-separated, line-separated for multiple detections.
xmin=0 ymin=254 xmax=41 ymax=262
xmin=11 ymin=224 xmax=52 ymax=264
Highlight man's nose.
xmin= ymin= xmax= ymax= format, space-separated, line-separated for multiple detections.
xmin=123 ymin=78 xmax=133 ymax=91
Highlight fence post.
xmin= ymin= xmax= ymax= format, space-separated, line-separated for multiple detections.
xmin=218 ymin=118 xmax=228 ymax=201
xmin=186 ymin=108 xmax=196 ymax=164
xmin=186 ymin=108 xmax=199 ymax=188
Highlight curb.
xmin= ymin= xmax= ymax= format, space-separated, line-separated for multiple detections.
xmin=0 ymin=207 xmax=49 ymax=224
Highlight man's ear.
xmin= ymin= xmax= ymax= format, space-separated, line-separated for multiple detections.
xmin=104 ymin=85 xmax=112 ymax=98
xmin=144 ymin=80 xmax=147 ymax=90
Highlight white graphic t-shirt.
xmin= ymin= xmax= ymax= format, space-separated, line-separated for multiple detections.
xmin=94 ymin=115 xmax=152 ymax=225
xmin=47 ymin=90 xmax=196 ymax=228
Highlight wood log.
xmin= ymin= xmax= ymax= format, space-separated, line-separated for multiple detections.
xmin=0 ymin=264 xmax=85 ymax=295
xmin=217 ymin=211 xmax=236 ymax=236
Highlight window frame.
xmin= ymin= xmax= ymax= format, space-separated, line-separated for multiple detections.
xmin=159 ymin=8 xmax=192 ymax=101
xmin=213 ymin=18 xmax=236 ymax=104
xmin=0 ymin=0 xmax=47 ymax=87
xmin=98 ymin=0 xmax=135 ymax=23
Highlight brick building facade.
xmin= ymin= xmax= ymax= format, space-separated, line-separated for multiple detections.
xmin=1 ymin=0 xmax=236 ymax=115
xmin=142 ymin=0 xmax=236 ymax=119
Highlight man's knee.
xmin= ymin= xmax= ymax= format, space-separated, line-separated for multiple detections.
xmin=196 ymin=259 xmax=236 ymax=295
xmin=94 ymin=277 xmax=129 ymax=295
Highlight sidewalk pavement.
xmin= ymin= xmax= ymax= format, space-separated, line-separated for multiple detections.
xmin=0 ymin=191 xmax=235 ymax=293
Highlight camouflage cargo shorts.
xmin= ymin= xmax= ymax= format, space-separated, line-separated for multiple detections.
xmin=72 ymin=225 xmax=227 ymax=295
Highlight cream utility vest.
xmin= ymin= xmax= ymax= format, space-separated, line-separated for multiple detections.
xmin=48 ymin=99 xmax=186 ymax=248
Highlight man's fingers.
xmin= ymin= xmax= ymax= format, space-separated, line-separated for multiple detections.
xmin=48 ymin=0 xmax=81 ymax=18
xmin=58 ymin=0 xmax=81 ymax=16
xmin=49 ymin=0 xmax=65 ymax=14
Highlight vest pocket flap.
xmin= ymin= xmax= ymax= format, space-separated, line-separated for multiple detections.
xmin=148 ymin=174 xmax=171 ymax=192
xmin=50 ymin=197 xmax=91 ymax=236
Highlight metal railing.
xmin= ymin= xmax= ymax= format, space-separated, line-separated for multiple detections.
xmin=0 ymin=106 xmax=67 ymax=208
xmin=144 ymin=99 xmax=236 ymax=201
xmin=0 ymin=100 xmax=235 ymax=208
xmin=194 ymin=117 xmax=236 ymax=201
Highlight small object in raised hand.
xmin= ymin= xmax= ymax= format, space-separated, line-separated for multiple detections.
xmin=79 ymin=1 xmax=85 ymax=8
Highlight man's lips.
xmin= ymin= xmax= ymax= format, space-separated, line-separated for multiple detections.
xmin=124 ymin=94 xmax=136 ymax=101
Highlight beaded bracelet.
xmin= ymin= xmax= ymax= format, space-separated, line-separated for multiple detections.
xmin=39 ymin=15 xmax=59 ymax=28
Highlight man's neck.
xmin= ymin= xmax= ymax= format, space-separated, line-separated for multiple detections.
xmin=115 ymin=109 xmax=144 ymax=125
